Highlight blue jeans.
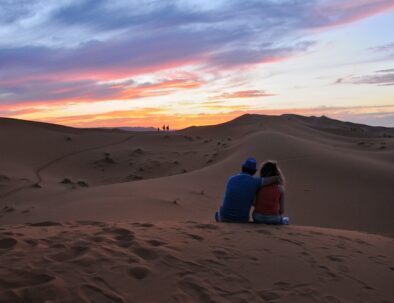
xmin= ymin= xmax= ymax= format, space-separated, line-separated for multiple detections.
xmin=215 ymin=211 xmax=249 ymax=223
xmin=252 ymin=213 xmax=283 ymax=225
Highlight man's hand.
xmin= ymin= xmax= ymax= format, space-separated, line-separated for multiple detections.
xmin=261 ymin=176 xmax=280 ymax=186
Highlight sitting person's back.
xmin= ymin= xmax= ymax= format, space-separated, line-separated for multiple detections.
xmin=254 ymin=184 xmax=282 ymax=215
xmin=253 ymin=161 xmax=287 ymax=225
xmin=220 ymin=173 xmax=262 ymax=222
xmin=216 ymin=157 xmax=280 ymax=223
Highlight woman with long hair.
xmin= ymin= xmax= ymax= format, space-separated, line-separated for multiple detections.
xmin=253 ymin=161 xmax=288 ymax=224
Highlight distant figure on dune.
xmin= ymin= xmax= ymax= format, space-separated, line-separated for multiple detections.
xmin=166 ymin=125 xmax=169 ymax=131
xmin=253 ymin=161 xmax=288 ymax=225
xmin=162 ymin=125 xmax=166 ymax=131
xmin=215 ymin=157 xmax=281 ymax=223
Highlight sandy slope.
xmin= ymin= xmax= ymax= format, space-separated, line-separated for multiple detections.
xmin=1 ymin=221 xmax=393 ymax=303
xmin=1 ymin=114 xmax=393 ymax=233
xmin=0 ymin=114 xmax=394 ymax=302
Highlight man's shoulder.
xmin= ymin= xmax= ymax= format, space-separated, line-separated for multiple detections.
xmin=229 ymin=174 xmax=242 ymax=181
xmin=229 ymin=174 xmax=261 ymax=183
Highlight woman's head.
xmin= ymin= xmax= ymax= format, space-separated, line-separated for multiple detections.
xmin=260 ymin=161 xmax=285 ymax=184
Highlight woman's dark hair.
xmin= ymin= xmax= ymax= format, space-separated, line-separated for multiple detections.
xmin=260 ymin=161 xmax=285 ymax=184
xmin=241 ymin=166 xmax=256 ymax=176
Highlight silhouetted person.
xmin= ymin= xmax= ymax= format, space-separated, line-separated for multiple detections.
xmin=215 ymin=157 xmax=280 ymax=223
xmin=157 ymin=128 xmax=160 ymax=132
xmin=166 ymin=125 xmax=169 ymax=131
xmin=162 ymin=125 xmax=166 ymax=131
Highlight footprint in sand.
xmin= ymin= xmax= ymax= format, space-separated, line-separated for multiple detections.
xmin=255 ymin=229 xmax=272 ymax=235
xmin=140 ymin=223 xmax=155 ymax=227
xmin=318 ymin=265 xmax=338 ymax=279
xmin=258 ymin=290 xmax=281 ymax=301
xmin=309 ymin=231 xmax=324 ymax=236
xmin=23 ymin=238 xmax=37 ymax=246
xmin=103 ymin=227 xmax=135 ymax=247
xmin=326 ymin=255 xmax=344 ymax=262
xmin=145 ymin=239 xmax=166 ymax=247
xmin=178 ymin=279 xmax=214 ymax=303
xmin=76 ymin=220 xmax=106 ymax=227
xmin=81 ymin=284 xmax=124 ymax=303
xmin=194 ymin=223 xmax=218 ymax=230
xmin=132 ymin=245 xmax=159 ymax=260
xmin=1 ymin=206 xmax=15 ymax=213
xmin=274 ymin=281 xmax=291 ymax=289
xmin=131 ymin=222 xmax=155 ymax=228
xmin=212 ymin=249 xmax=229 ymax=260
xmin=48 ymin=244 xmax=89 ymax=262
xmin=183 ymin=233 xmax=204 ymax=241
xmin=279 ymin=237 xmax=304 ymax=247
xmin=0 ymin=237 xmax=17 ymax=249
xmin=28 ymin=221 xmax=62 ymax=227
xmin=324 ymin=295 xmax=342 ymax=302
xmin=127 ymin=265 xmax=151 ymax=280
xmin=0 ymin=269 xmax=54 ymax=288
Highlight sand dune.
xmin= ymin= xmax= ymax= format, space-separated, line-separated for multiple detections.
xmin=1 ymin=221 xmax=393 ymax=303
xmin=1 ymin=114 xmax=393 ymax=233
xmin=1 ymin=114 xmax=393 ymax=302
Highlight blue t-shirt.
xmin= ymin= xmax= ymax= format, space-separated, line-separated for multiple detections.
xmin=219 ymin=173 xmax=263 ymax=222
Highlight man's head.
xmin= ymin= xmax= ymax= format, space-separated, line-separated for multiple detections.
xmin=241 ymin=157 xmax=257 ymax=175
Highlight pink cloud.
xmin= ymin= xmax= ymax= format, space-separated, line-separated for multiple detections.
xmin=0 ymin=75 xmax=205 ymax=107
xmin=311 ymin=0 xmax=394 ymax=30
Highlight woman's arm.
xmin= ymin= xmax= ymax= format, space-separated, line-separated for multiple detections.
xmin=279 ymin=185 xmax=285 ymax=215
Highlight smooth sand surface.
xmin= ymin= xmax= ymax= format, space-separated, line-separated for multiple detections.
xmin=1 ymin=114 xmax=393 ymax=302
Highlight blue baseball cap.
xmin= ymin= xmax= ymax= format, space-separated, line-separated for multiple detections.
xmin=242 ymin=157 xmax=257 ymax=171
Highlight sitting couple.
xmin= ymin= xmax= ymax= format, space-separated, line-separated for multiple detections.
xmin=215 ymin=157 xmax=288 ymax=224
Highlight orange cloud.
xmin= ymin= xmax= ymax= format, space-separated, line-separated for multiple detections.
xmin=0 ymin=75 xmax=205 ymax=111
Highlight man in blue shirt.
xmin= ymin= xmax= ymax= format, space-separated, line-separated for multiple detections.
xmin=215 ymin=157 xmax=280 ymax=223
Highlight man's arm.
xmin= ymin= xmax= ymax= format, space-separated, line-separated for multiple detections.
xmin=261 ymin=176 xmax=280 ymax=187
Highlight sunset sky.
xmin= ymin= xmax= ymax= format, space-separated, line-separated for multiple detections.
xmin=0 ymin=0 xmax=393 ymax=128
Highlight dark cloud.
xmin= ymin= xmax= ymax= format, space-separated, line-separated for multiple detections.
xmin=376 ymin=68 xmax=394 ymax=73
xmin=1 ymin=0 xmax=393 ymax=105
xmin=0 ymin=79 xmax=120 ymax=104
xmin=370 ymin=42 xmax=394 ymax=52
xmin=46 ymin=1 xmax=394 ymax=34
xmin=352 ymin=74 xmax=394 ymax=86
xmin=50 ymin=0 xmax=211 ymax=31
xmin=335 ymin=112 xmax=394 ymax=127
xmin=334 ymin=78 xmax=343 ymax=84
xmin=0 ymin=0 xmax=40 ymax=24
xmin=0 ymin=26 xmax=248 ymax=83
xmin=209 ymin=41 xmax=315 ymax=68
xmin=337 ymin=70 xmax=394 ymax=86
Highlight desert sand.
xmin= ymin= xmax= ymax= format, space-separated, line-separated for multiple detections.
xmin=1 ymin=114 xmax=393 ymax=302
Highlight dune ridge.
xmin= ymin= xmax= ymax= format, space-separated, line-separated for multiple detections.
xmin=1 ymin=114 xmax=393 ymax=233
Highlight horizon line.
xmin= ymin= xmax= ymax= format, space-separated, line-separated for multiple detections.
xmin=1 ymin=112 xmax=393 ymax=130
